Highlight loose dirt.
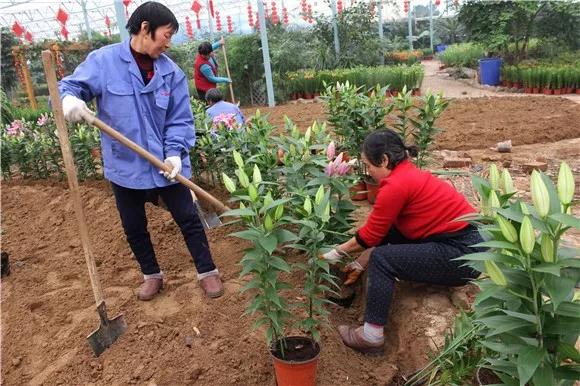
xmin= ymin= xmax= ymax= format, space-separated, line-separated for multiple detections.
xmin=2 ymin=96 xmax=579 ymax=385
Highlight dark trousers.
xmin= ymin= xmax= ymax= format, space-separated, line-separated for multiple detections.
xmin=111 ymin=182 xmax=216 ymax=276
xmin=196 ymin=89 xmax=207 ymax=102
xmin=364 ymin=227 xmax=482 ymax=325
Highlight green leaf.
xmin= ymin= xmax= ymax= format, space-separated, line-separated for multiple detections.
xmin=230 ymin=229 xmax=262 ymax=241
xmin=532 ymin=263 xmax=561 ymax=277
xmin=558 ymin=342 xmax=580 ymax=362
xmin=517 ymin=346 xmax=546 ymax=386
xmin=554 ymin=302 xmax=580 ymax=318
xmin=267 ymin=256 xmax=291 ymax=273
xmin=481 ymin=341 xmax=525 ymax=355
xmin=258 ymin=234 xmax=278 ymax=255
xmin=473 ymin=240 xmax=521 ymax=250
xmin=274 ymin=229 xmax=298 ymax=244
xmin=502 ymin=310 xmax=537 ymax=324
xmin=479 ymin=315 xmax=534 ymax=336
xmin=544 ymin=275 xmax=575 ymax=310
xmin=549 ymin=213 xmax=580 ymax=229
xmin=241 ymin=279 xmax=261 ymax=292
xmin=221 ymin=208 xmax=256 ymax=217
xmin=531 ymin=364 xmax=554 ymax=386
xmin=554 ymin=365 xmax=580 ymax=380
xmin=456 ymin=251 xmax=521 ymax=266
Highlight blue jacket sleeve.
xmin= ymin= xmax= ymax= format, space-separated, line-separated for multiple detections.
xmin=164 ymin=71 xmax=196 ymax=157
xmin=200 ymin=64 xmax=230 ymax=83
xmin=58 ymin=50 xmax=102 ymax=102
xmin=212 ymin=41 xmax=222 ymax=51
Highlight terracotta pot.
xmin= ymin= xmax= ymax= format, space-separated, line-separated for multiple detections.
xmin=554 ymin=89 xmax=562 ymax=95
xmin=290 ymin=93 xmax=298 ymax=100
xmin=313 ymin=92 xmax=320 ymax=98
xmin=385 ymin=90 xmax=392 ymax=97
xmin=532 ymin=87 xmax=540 ymax=94
xmin=576 ymin=88 xmax=580 ymax=95
xmin=505 ymin=81 xmax=513 ymax=88
xmin=412 ymin=88 xmax=421 ymax=96
xmin=524 ymin=87 xmax=533 ymax=94
xmin=304 ymin=92 xmax=314 ymax=99
xmin=350 ymin=180 xmax=367 ymax=201
xmin=391 ymin=90 xmax=399 ymax=96
xmin=271 ymin=337 xmax=320 ymax=386
xmin=501 ymin=80 xmax=507 ymax=87
xmin=513 ymin=82 xmax=521 ymax=89
xmin=543 ymin=89 xmax=553 ymax=95
xmin=365 ymin=178 xmax=380 ymax=205
xmin=566 ymin=87 xmax=573 ymax=94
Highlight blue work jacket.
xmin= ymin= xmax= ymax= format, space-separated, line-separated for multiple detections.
xmin=59 ymin=39 xmax=195 ymax=189
xmin=206 ymin=101 xmax=245 ymax=125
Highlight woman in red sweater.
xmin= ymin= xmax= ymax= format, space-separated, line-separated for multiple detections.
xmin=322 ymin=129 xmax=482 ymax=355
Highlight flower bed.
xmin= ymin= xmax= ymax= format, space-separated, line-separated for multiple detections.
xmin=501 ymin=64 xmax=580 ymax=94
xmin=438 ymin=43 xmax=485 ymax=69
xmin=286 ymin=64 xmax=424 ymax=99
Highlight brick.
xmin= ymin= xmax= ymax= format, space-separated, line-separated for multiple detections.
xmin=522 ymin=161 xmax=548 ymax=174
xmin=443 ymin=157 xmax=472 ymax=168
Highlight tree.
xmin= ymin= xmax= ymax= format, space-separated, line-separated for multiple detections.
xmin=435 ymin=16 xmax=465 ymax=44
xmin=1 ymin=28 xmax=20 ymax=95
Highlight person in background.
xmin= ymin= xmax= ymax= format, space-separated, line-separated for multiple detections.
xmin=321 ymin=129 xmax=482 ymax=355
xmin=205 ymin=88 xmax=244 ymax=125
xmin=194 ymin=37 xmax=231 ymax=101
xmin=58 ymin=1 xmax=224 ymax=301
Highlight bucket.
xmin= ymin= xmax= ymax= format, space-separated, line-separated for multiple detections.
xmin=271 ymin=336 xmax=320 ymax=386
xmin=479 ymin=58 xmax=502 ymax=86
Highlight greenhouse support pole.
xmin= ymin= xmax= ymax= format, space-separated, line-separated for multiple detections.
xmin=407 ymin=1 xmax=413 ymax=50
xmin=378 ymin=0 xmax=384 ymax=65
xmin=330 ymin=0 xmax=340 ymax=58
xmin=429 ymin=0 xmax=433 ymax=52
xmin=257 ymin=0 xmax=275 ymax=107
xmin=114 ymin=0 xmax=129 ymax=41
xmin=207 ymin=0 xmax=214 ymax=40
xmin=80 ymin=0 xmax=92 ymax=40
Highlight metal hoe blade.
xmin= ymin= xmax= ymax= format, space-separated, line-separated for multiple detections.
xmin=87 ymin=302 xmax=127 ymax=357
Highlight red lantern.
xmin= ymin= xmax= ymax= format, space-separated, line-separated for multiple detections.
xmin=282 ymin=7 xmax=288 ymax=25
xmin=12 ymin=21 xmax=24 ymax=37
xmin=404 ymin=0 xmax=409 ymax=13
xmin=123 ymin=0 xmax=131 ymax=16
xmin=105 ymin=15 xmax=112 ymax=37
xmin=196 ymin=13 xmax=202 ymax=29
xmin=185 ymin=16 xmax=194 ymax=39
xmin=209 ymin=0 xmax=215 ymax=17
xmin=215 ymin=10 xmax=222 ymax=31
xmin=255 ymin=12 xmax=260 ymax=30
xmin=435 ymin=0 xmax=440 ymax=5
xmin=25 ymin=31 xmax=33 ymax=43
xmin=271 ymin=1 xmax=279 ymax=24
xmin=307 ymin=4 xmax=313 ymax=23
xmin=61 ymin=25 xmax=69 ymax=40
xmin=56 ymin=7 xmax=68 ymax=25
xmin=337 ymin=0 xmax=343 ymax=14
xmin=227 ymin=15 xmax=233 ymax=33
xmin=248 ymin=3 xmax=254 ymax=27
xmin=191 ymin=0 xmax=202 ymax=14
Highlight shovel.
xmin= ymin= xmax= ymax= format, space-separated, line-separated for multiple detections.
xmin=221 ymin=42 xmax=236 ymax=104
xmin=42 ymin=50 xmax=127 ymax=356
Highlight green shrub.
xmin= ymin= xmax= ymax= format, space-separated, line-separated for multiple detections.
xmin=439 ymin=43 xmax=485 ymax=68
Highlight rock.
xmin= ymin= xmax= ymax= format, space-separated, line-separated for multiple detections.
xmin=501 ymin=157 xmax=512 ymax=168
xmin=536 ymin=155 xmax=547 ymax=163
xmin=189 ymin=367 xmax=203 ymax=382
xmin=443 ymin=157 xmax=472 ymax=168
xmin=132 ymin=364 xmax=145 ymax=379
xmin=137 ymin=321 xmax=148 ymax=329
xmin=522 ymin=161 xmax=548 ymax=174
xmin=450 ymin=291 xmax=470 ymax=310
xmin=423 ymin=294 xmax=453 ymax=311
xmin=439 ymin=150 xmax=459 ymax=159
xmin=496 ymin=140 xmax=512 ymax=153
xmin=12 ymin=357 xmax=22 ymax=367
xmin=184 ymin=335 xmax=194 ymax=348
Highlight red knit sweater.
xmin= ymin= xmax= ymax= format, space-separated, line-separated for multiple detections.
xmin=356 ymin=160 xmax=476 ymax=247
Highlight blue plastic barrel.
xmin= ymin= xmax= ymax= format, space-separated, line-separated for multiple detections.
xmin=479 ymin=58 xmax=502 ymax=86
xmin=436 ymin=44 xmax=448 ymax=53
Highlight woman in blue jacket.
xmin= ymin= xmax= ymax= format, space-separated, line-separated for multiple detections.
xmin=59 ymin=1 xmax=224 ymax=300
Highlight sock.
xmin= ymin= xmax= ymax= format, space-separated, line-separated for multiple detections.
xmin=197 ymin=268 xmax=219 ymax=280
xmin=363 ymin=322 xmax=384 ymax=343
xmin=143 ymin=271 xmax=163 ymax=280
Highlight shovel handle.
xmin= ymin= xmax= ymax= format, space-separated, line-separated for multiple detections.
xmin=42 ymin=50 xmax=105 ymax=306
xmin=221 ymin=44 xmax=235 ymax=104
xmin=82 ymin=113 xmax=231 ymax=216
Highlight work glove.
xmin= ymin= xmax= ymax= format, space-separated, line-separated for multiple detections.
xmin=342 ymin=260 xmax=364 ymax=286
xmin=62 ymin=95 xmax=94 ymax=123
xmin=160 ymin=156 xmax=182 ymax=181
xmin=320 ymin=248 xmax=346 ymax=264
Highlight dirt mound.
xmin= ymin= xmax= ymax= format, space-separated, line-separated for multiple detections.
xmin=1 ymin=180 xmax=470 ymax=385
xmin=241 ymin=96 xmax=580 ymax=150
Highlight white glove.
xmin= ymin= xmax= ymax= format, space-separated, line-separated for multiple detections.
xmin=160 ymin=156 xmax=182 ymax=181
xmin=320 ymin=248 xmax=346 ymax=264
xmin=62 ymin=95 xmax=94 ymax=123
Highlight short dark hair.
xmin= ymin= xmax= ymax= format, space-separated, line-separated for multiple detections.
xmin=362 ymin=129 xmax=418 ymax=169
xmin=198 ymin=42 xmax=213 ymax=55
xmin=205 ymin=88 xmax=223 ymax=103
xmin=126 ymin=1 xmax=179 ymax=38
